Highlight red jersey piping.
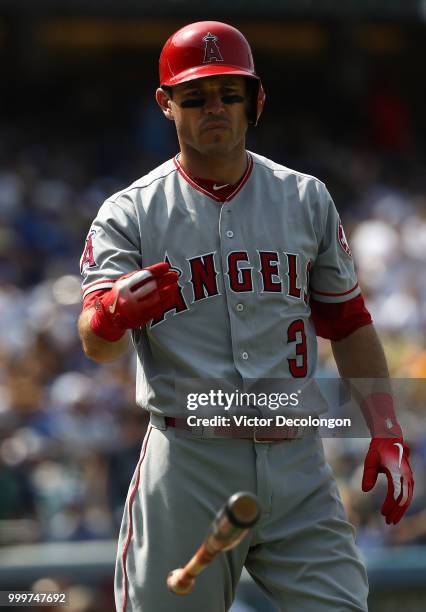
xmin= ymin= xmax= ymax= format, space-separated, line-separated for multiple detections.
xmin=310 ymin=282 xmax=359 ymax=297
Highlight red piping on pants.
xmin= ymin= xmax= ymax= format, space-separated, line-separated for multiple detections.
xmin=121 ymin=426 xmax=152 ymax=612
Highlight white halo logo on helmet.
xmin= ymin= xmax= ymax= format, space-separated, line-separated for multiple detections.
xmin=202 ymin=33 xmax=224 ymax=63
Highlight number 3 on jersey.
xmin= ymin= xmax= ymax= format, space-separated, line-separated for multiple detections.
xmin=287 ymin=319 xmax=307 ymax=378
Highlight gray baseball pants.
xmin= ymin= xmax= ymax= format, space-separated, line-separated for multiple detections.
xmin=114 ymin=415 xmax=369 ymax=611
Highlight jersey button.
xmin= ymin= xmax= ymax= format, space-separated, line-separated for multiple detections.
xmin=242 ymin=351 xmax=249 ymax=360
xmin=236 ymin=303 xmax=244 ymax=312
xmin=226 ymin=230 xmax=234 ymax=238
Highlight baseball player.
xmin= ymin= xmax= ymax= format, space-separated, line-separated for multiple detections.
xmin=78 ymin=21 xmax=414 ymax=612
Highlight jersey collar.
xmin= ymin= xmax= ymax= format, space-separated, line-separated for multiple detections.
xmin=173 ymin=153 xmax=253 ymax=202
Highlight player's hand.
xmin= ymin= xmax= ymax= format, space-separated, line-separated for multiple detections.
xmin=362 ymin=437 xmax=414 ymax=525
xmin=91 ymin=262 xmax=179 ymax=341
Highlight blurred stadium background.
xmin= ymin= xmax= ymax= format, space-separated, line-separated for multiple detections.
xmin=0 ymin=1 xmax=426 ymax=610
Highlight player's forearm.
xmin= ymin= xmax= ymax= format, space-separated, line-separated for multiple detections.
xmin=78 ymin=308 xmax=130 ymax=363
xmin=331 ymin=324 xmax=403 ymax=438
xmin=331 ymin=323 xmax=389 ymax=379
xmin=331 ymin=322 xmax=392 ymax=411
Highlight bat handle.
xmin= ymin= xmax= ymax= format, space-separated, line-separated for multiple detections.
xmin=167 ymin=543 xmax=217 ymax=595
xmin=167 ymin=567 xmax=196 ymax=595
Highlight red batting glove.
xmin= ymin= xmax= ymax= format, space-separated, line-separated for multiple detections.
xmin=90 ymin=262 xmax=179 ymax=341
xmin=362 ymin=437 xmax=414 ymax=525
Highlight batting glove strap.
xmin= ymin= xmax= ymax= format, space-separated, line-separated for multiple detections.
xmin=362 ymin=437 xmax=414 ymax=525
xmin=360 ymin=392 xmax=403 ymax=439
xmin=90 ymin=297 xmax=128 ymax=342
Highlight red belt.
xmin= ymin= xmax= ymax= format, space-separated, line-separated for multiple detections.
xmin=164 ymin=416 xmax=299 ymax=443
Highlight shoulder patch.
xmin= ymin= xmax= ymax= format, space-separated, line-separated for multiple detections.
xmin=80 ymin=230 xmax=97 ymax=272
xmin=337 ymin=220 xmax=352 ymax=257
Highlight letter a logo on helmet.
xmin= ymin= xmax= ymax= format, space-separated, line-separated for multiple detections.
xmin=202 ymin=33 xmax=224 ymax=63
xmin=159 ymin=21 xmax=266 ymax=126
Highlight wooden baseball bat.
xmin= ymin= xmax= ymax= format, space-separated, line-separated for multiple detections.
xmin=167 ymin=491 xmax=261 ymax=596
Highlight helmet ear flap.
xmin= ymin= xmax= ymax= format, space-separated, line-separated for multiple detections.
xmin=256 ymin=81 xmax=266 ymax=126
xmin=246 ymin=78 xmax=265 ymax=126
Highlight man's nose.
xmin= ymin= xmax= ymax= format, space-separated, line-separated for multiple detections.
xmin=203 ymin=91 xmax=226 ymax=114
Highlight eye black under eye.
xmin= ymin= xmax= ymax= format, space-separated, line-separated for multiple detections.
xmin=181 ymin=98 xmax=205 ymax=108
xmin=180 ymin=94 xmax=245 ymax=108
xmin=221 ymin=94 xmax=245 ymax=104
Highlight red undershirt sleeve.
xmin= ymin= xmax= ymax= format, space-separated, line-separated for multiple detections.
xmin=310 ymin=293 xmax=373 ymax=341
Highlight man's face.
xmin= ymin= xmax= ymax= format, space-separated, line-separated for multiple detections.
xmin=160 ymin=75 xmax=249 ymax=157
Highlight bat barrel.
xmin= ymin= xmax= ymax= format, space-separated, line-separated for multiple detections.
xmin=225 ymin=492 xmax=261 ymax=529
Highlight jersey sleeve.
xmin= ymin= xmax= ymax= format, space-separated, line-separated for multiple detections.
xmin=80 ymin=194 xmax=141 ymax=300
xmin=309 ymin=184 xmax=360 ymax=303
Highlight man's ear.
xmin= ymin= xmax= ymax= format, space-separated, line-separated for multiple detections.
xmin=155 ymin=88 xmax=174 ymax=121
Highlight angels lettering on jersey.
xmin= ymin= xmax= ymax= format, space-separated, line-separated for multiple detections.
xmin=153 ymin=249 xmax=311 ymax=326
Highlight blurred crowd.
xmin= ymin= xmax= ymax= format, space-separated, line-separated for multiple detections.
xmin=0 ymin=70 xmax=426 ymax=578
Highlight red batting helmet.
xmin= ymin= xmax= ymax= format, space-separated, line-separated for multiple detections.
xmin=159 ymin=21 xmax=265 ymax=126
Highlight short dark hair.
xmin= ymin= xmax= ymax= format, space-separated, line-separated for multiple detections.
xmin=161 ymin=86 xmax=173 ymax=99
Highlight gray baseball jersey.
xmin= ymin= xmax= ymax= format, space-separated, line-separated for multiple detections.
xmin=81 ymin=151 xmax=359 ymax=416
xmin=80 ymin=151 xmax=369 ymax=612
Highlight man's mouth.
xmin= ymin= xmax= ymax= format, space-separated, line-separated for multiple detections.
xmin=201 ymin=121 xmax=230 ymax=132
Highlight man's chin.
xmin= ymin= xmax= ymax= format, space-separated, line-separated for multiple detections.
xmin=198 ymin=136 xmax=234 ymax=155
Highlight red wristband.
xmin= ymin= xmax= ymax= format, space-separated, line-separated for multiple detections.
xmin=89 ymin=300 xmax=126 ymax=342
xmin=360 ymin=392 xmax=403 ymax=439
